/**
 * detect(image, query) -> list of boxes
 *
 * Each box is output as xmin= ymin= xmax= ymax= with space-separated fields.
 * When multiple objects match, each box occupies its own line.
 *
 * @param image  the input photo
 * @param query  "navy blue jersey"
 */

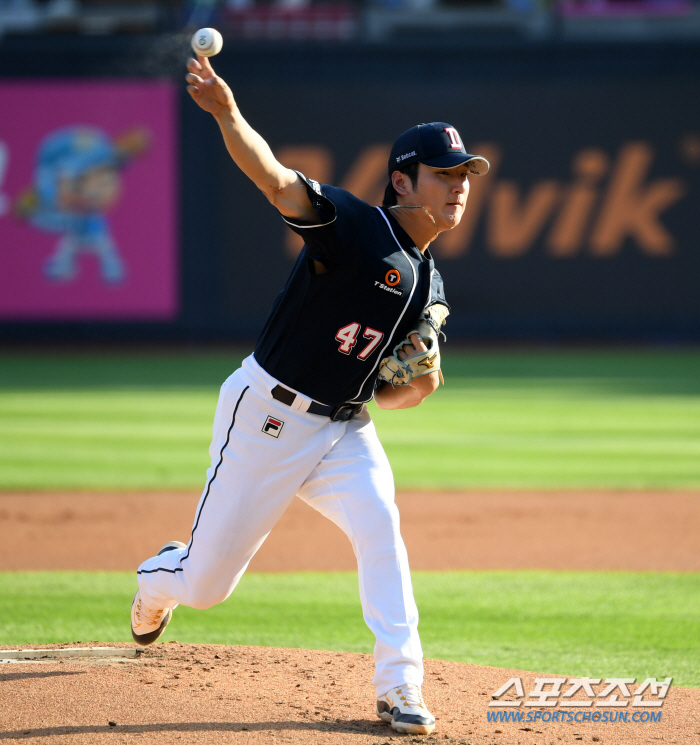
xmin=254 ymin=173 xmax=449 ymax=407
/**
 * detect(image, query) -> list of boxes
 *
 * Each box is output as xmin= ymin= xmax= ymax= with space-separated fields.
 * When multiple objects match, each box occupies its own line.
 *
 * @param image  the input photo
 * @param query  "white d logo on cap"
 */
xmin=444 ymin=127 xmax=463 ymax=150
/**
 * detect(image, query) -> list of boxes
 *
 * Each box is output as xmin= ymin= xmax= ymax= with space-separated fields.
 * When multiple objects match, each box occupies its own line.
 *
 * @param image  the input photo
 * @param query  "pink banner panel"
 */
xmin=0 ymin=80 xmax=178 ymax=320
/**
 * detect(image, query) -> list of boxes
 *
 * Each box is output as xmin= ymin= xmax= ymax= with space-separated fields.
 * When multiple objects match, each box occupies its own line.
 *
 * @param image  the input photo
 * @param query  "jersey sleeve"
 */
xmin=427 ymin=267 xmax=450 ymax=312
xmin=279 ymin=171 xmax=358 ymax=269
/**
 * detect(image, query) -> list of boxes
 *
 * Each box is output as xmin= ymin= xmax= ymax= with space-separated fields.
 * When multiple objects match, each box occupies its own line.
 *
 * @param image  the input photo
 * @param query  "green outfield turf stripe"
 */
xmin=0 ymin=570 xmax=698 ymax=688
xmin=1 ymin=351 xmax=699 ymax=489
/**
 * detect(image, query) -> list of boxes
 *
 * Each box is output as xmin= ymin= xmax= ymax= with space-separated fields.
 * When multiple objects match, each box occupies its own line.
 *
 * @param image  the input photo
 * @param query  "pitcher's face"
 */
xmin=410 ymin=164 xmax=470 ymax=232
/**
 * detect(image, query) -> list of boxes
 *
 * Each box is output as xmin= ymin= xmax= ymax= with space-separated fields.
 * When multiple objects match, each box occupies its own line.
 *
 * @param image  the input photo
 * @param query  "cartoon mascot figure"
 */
xmin=16 ymin=126 xmax=149 ymax=284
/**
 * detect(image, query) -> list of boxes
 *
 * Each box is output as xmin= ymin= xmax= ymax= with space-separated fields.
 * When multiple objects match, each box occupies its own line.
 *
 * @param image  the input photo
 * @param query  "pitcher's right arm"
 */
xmin=185 ymin=56 xmax=317 ymax=222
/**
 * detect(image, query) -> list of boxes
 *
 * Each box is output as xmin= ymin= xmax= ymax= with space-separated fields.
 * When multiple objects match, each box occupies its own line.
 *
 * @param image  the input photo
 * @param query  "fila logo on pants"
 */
xmin=262 ymin=415 xmax=285 ymax=438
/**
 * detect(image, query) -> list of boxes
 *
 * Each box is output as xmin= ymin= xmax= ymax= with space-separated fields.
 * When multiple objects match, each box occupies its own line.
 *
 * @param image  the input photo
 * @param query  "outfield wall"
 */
xmin=1 ymin=36 xmax=699 ymax=342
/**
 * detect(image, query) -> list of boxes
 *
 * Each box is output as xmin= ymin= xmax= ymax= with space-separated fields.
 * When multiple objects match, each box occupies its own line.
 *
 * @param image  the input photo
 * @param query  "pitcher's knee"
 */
xmin=352 ymin=504 xmax=402 ymax=552
xmin=181 ymin=581 xmax=234 ymax=609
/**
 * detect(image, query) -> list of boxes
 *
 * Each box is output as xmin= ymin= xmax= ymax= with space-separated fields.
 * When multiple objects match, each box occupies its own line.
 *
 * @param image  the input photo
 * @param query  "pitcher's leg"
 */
xmin=137 ymin=371 xmax=331 ymax=611
xmin=297 ymin=409 xmax=423 ymax=697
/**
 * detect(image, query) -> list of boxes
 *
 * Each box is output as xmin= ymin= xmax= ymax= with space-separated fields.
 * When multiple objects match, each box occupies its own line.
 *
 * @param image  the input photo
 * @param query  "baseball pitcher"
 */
xmin=131 ymin=53 xmax=489 ymax=737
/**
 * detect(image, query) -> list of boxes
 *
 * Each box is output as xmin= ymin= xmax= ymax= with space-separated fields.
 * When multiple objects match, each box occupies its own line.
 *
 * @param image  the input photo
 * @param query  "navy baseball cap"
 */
xmin=389 ymin=122 xmax=490 ymax=177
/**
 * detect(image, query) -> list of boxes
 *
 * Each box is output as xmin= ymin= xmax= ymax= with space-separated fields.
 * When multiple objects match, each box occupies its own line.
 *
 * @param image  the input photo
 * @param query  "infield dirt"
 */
xmin=0 ymin=490 xmax=698 ymax=571
xmin=3 ymin=490 xmax=698 ymax=744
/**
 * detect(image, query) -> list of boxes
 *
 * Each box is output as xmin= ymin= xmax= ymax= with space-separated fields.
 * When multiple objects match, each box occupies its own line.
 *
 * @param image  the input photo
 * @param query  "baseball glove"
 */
xmin=377 ymin=303 xmax=450 ymax=387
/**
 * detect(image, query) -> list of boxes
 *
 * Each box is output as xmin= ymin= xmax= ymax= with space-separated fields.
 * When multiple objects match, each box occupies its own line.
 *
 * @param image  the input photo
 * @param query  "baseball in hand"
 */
xmin=191 ymin=28 xmax=223 ymax=57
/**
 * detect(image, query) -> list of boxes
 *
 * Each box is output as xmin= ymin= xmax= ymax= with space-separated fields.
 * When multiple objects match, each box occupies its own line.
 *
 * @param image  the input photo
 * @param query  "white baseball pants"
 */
xmin=137 ymin=354 xmax=423 ymax=696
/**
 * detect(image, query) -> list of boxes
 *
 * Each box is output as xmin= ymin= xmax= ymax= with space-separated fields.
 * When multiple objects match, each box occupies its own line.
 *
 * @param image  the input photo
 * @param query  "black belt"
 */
xmin=271 ymin=385 xmax=363 ymax=422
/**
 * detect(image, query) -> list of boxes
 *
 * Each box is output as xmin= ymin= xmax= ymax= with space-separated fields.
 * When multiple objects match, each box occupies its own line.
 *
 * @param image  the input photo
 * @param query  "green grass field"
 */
xmin=1 ymin=570 xmax=697 ymax=686
xmin=1 ymin=349 xmax=698 ymax=685
xmin=1 ymin=349 xmax=699 ymax=489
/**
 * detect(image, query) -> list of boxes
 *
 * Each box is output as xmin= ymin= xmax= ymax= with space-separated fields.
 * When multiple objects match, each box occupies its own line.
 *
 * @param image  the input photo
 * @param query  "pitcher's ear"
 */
xmin=391 ymin=171 xmax=411 ymax=196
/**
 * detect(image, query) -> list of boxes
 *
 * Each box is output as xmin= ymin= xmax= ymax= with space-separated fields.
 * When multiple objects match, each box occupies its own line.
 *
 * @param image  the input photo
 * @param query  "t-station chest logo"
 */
xmin=375 ymin=269 xmax=404 ymax=297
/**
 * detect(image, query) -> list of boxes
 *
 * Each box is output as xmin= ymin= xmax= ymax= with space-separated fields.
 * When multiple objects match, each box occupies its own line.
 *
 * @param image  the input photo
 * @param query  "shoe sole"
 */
xmin=378 ymin=709 xmax=435 ymax=735
xmin=391 ymin=719 xmax=435 ymax=735
xmin=131 ymin=541 xmax=186 ymax=646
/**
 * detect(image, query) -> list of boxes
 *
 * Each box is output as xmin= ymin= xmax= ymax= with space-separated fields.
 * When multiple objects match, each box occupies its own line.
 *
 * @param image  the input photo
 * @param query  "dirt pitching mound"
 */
xmin=1 ymin=644 xmax=696 ymax=744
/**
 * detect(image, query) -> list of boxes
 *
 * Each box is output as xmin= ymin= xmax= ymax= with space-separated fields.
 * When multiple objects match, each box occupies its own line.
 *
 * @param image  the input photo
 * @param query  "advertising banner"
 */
xmin=193 ymin=60 xmax=700 ymax=339
xmin=0 ymin=81 xmax=178 ymax=321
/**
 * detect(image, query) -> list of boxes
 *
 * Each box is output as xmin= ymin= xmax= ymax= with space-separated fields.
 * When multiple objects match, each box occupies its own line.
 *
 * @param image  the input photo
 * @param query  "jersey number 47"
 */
xmin=336 ymin=323 xmax=384 ymax=360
